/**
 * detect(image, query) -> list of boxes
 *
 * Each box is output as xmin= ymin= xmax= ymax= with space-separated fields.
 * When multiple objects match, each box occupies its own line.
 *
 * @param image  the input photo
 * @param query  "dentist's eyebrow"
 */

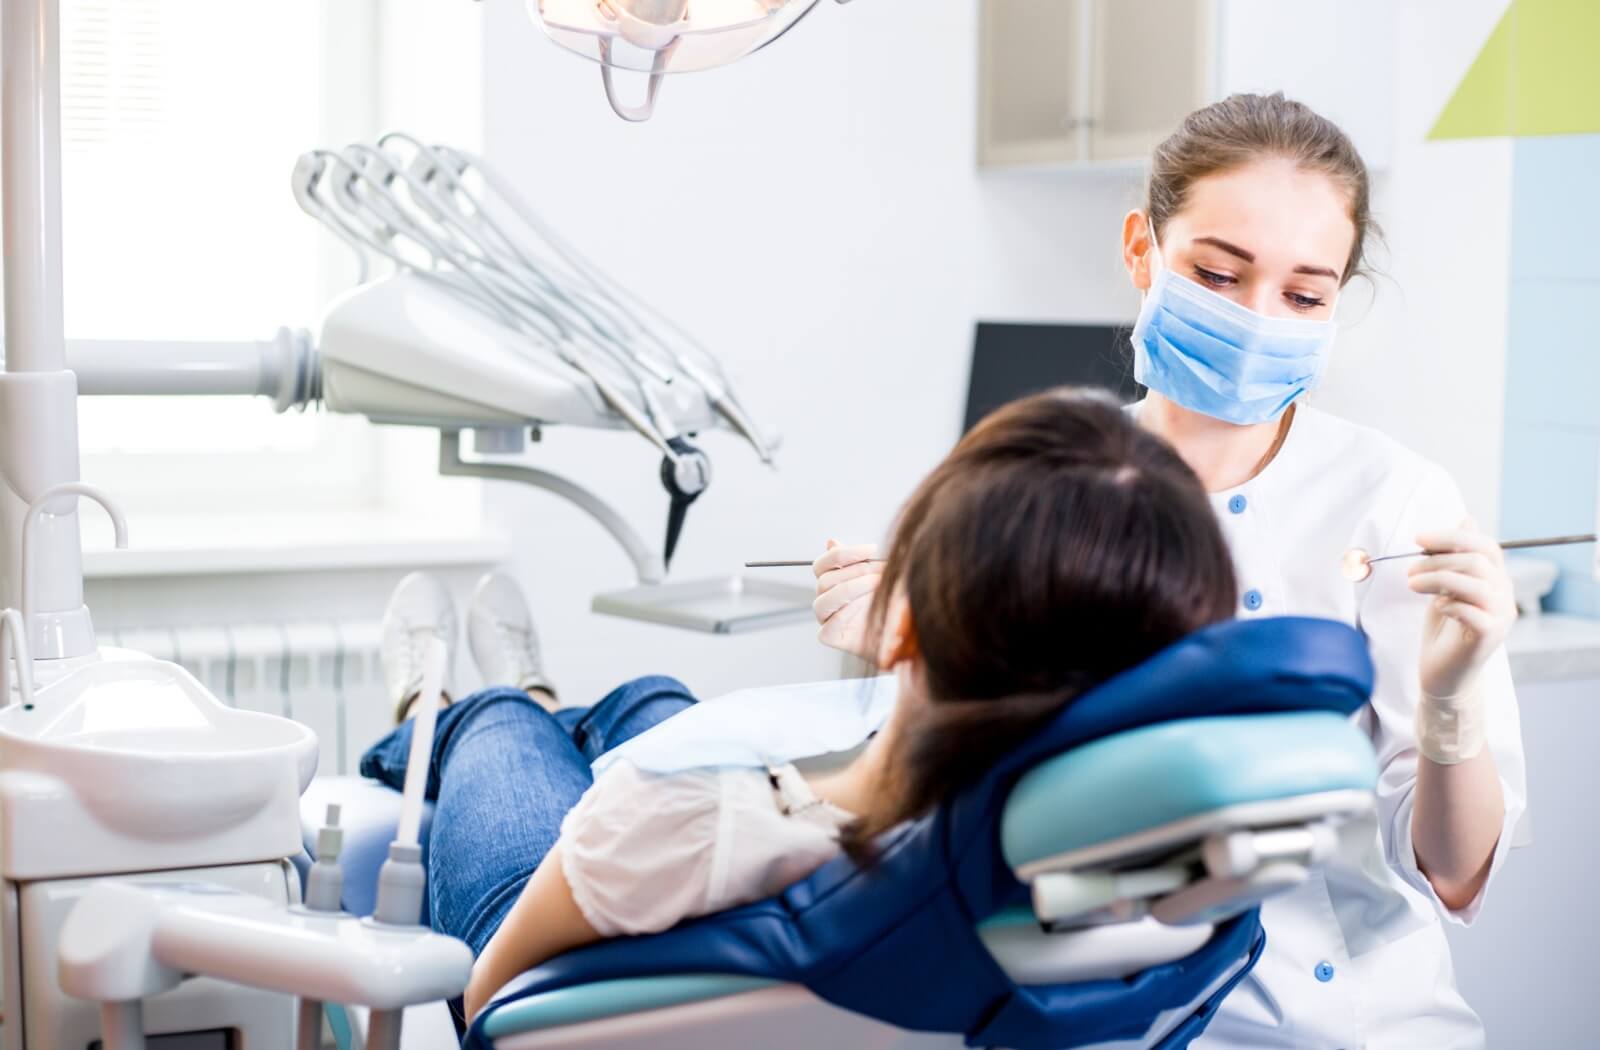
xmin=1193 ymin=236 xmax=1254 ymax=262
xmin=1195 ymin=236 xmax=1339 ymax=279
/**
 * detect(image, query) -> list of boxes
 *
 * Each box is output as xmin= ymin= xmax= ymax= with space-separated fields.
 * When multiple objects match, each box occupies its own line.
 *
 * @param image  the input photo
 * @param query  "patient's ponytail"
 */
xmin=838 ymin=389 xmax=1237 ymax=864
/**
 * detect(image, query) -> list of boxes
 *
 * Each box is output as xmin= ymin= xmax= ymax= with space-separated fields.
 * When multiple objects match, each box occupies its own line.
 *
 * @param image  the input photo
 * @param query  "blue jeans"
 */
xmin=360 ymin=675 xmax=698 ymax=955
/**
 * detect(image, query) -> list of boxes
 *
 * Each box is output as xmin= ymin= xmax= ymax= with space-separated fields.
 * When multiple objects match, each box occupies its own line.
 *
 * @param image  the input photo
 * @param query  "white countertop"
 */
xmin=1507 ymin=613 xmax=1600 ymax=684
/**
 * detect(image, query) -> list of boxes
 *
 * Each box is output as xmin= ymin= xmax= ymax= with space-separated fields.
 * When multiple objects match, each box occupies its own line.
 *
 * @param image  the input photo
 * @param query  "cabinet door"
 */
xmin=979 ymin=0 xmax=1092 ymax=167
xmin=1088 ymin=0 xmax=1214 ymax=163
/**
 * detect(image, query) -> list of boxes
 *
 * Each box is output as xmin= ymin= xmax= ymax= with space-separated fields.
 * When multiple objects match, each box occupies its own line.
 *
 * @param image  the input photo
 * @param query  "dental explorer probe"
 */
xmin=746 ymin=559 xmax=888 ymax=568
xmin=1340 ymin=533 xmax=1597 ymax=582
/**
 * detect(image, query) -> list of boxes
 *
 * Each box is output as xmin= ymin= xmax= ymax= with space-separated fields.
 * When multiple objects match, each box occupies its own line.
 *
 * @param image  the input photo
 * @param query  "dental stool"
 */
xmin=302 ymin=616 xmax=1378 ymax=1049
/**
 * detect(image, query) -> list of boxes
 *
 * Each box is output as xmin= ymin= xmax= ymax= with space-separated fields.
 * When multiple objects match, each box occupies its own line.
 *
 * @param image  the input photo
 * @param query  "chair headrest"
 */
xmin=945 ymin=616 xmax=1373 ymax=830
xmin=1000 ymin=711 xmax=1379 ymax=874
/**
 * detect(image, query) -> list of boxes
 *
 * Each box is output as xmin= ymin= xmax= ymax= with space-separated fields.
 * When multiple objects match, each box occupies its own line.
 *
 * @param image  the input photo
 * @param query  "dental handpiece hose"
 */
xmin=295 ymin=804 xmax=345 ymax=1050
xmin=368 ymin=638 xmax=447 ymax=1050
xmin=396 ymin=638 xmax=444 ymax=851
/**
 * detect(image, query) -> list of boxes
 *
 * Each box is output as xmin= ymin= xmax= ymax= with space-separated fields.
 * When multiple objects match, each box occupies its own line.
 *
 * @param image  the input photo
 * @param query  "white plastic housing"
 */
xmin=317 ymin=273 xmax=717 ymax=433
xmin=58 ymin=880 xmax=471 ymax=1010
xmin=9 ymin=862 xmax=297 ymax=1050
xmin=0 ymin=649 xmax=317 ymax=880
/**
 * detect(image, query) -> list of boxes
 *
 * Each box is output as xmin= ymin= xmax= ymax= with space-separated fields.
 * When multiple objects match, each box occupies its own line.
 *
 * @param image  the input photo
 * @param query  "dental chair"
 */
xmin=302 ymin=616 xmax=1379 ymax=1049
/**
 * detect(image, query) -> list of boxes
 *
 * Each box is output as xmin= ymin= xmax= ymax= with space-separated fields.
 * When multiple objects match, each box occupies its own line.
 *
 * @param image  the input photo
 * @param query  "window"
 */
xmin=51 ymin=0 xmax=379 ymax=513
xmin=2 ymin=1 xmax=487 ymax=532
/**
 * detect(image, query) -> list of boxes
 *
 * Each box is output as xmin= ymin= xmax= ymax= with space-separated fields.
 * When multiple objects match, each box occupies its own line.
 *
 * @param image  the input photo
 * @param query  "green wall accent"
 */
xmin=1429 ymin=0 xmax=1600 ymax=140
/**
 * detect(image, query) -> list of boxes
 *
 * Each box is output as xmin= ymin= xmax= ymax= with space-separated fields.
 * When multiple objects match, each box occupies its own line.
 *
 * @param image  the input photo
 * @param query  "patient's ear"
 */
xmin=876 ymin=592 xmax=918 ymax=671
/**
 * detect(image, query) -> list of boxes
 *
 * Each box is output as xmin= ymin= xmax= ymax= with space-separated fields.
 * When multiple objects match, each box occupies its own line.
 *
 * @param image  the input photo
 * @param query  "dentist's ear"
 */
xmin=1121 ymin=209 xmax=1156 ymax=292
xmin=875 ymin=591 xmax=919 ymax=672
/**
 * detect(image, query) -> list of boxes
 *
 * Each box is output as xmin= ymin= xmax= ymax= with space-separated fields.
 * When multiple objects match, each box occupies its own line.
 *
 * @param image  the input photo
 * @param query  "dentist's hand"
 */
xmin=813 ymin=540 xmax=881 ymax=660
xmin=1408 ymin=518 xmax=1517 ymax=700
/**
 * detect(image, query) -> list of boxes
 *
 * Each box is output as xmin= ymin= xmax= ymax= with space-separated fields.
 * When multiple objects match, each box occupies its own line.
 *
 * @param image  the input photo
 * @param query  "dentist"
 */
xmin=814 ymin=93 xmax=1524 ymax=1048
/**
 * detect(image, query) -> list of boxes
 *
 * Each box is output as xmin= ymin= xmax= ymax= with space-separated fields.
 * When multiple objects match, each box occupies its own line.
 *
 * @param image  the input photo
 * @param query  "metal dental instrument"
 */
xmin=1340 ymin=533 xmax=1598 ymax=583
xmin=424 ymin=145 xmax=742 ymax=410
xmin=294 ymin=137 xmax=762 ymax=566
xmin=334 ymin=142 xmax=706 ymax=468
xmin=362 ymin=138 xmax=686 ymax=395
xmin=307 ymin=147 xmax=684 ymax=462
xmin=747 ymin=558 xmax=887 ymax=568
xmin=420 ymin=143 xmax=776 ymax=464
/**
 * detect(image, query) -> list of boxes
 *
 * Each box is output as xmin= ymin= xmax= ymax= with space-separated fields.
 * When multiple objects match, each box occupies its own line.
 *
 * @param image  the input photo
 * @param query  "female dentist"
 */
xmin=813 ymin=93 xmax=1525 ymax=1049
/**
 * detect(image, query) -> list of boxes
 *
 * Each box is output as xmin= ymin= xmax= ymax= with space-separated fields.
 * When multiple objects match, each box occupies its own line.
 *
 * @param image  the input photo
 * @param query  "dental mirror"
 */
xmin=1340 ymin=532 xmax=1597 ymax=583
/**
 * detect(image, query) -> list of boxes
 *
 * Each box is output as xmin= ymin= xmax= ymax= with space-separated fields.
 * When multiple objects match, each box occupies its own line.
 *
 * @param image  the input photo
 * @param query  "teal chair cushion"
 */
xmin=1000 ymin=712 xmax=1378 ymax=871
xmin=481 ymin=974 xmax=778 ymax=1039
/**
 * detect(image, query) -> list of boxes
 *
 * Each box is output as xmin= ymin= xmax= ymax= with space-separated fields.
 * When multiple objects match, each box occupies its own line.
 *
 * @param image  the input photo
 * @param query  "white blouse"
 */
xmin=1160 ymin=403 xmax=1528 ymax=1050
xmin=559 ymin=759 xmax=853 ymax=938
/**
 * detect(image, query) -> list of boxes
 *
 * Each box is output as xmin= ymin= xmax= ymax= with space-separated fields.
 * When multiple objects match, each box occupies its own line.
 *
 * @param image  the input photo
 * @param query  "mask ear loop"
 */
xmin=1145 ymin=215 xmax=1165 ymax=277
xmin=1145 ymin=216 xmax=1171 ymax=275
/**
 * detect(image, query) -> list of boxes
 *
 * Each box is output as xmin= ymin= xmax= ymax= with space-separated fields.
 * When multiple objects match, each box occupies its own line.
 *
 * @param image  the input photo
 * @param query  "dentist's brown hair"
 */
xmin=1147 ymin=92 xmax=1376 ymax=284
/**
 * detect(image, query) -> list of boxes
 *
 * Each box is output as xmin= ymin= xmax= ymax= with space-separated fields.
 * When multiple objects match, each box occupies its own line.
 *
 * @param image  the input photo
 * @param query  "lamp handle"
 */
xmin=598 ymin=38 xmax=674 ymax=123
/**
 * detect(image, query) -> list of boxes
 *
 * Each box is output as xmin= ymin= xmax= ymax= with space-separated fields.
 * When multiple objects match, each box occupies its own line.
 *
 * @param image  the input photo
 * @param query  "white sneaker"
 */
xmin=381 ymin=571 xmax=458 ymax=722
xmin=468 ymin=572 xmax=556 ymax=706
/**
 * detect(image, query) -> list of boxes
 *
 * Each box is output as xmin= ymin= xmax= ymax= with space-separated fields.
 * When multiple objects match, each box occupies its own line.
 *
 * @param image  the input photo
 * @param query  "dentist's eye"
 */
xmin=1193 ymin=266 xmax=1234 ymax=288
xmin=1286 ymin=292 xmax=1327 ymax=312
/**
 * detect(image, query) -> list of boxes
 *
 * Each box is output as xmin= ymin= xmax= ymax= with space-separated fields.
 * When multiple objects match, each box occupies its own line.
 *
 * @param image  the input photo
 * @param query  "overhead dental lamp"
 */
xmin=531 ymin=0 xmax=856 ymax=121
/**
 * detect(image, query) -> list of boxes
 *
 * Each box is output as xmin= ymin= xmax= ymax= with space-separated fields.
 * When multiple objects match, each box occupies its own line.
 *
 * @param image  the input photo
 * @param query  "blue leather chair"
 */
xmin=303 ymin=616 xmax=1377 ymax=1049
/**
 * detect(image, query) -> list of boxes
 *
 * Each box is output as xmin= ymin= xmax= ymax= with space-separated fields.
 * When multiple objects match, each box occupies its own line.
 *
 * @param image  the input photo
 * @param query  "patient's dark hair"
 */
xmin=842 ymin=388 xmax=1237 ymax=862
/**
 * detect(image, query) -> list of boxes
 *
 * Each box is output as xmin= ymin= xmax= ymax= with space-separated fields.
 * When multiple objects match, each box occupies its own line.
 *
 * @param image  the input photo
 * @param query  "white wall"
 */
xmin=1261 ymin=0 xmax=1515 ymax=528
xmin=476 ymin=1 xmax=1136 ymax=703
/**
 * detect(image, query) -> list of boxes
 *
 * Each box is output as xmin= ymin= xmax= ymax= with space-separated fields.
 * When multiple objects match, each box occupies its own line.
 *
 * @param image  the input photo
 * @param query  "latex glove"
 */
xmin=813 ymin=540 xmax=881 ymax=660
xmin=1407 ymin=517 xmax=1517 ymax=700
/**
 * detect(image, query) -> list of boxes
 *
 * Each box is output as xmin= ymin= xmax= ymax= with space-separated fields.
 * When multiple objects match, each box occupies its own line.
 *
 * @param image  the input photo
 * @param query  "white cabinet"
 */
xmin=979 ymin=0 xmax=1216 ymax=169
xmin=978 ymin=0 xmax=1394 ymax=172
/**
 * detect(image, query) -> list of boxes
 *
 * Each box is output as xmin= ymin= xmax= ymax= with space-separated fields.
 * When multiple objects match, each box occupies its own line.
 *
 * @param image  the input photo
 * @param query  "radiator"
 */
xmin=106 ymin=621 xmax=389 ymax=778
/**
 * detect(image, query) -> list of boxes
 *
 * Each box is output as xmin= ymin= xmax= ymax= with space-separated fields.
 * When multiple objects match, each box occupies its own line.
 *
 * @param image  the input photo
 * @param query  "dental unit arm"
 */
xmin=62 ymin=136 xmax=789 ymax=607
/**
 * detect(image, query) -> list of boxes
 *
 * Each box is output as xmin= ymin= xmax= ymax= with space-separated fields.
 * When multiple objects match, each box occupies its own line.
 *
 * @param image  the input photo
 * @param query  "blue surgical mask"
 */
xmin=1131 ymin=223 xmax=1338 ymax=425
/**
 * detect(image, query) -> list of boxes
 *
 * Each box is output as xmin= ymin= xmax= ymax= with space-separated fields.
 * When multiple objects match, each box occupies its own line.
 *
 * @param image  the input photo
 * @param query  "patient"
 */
xmin=359 ymin=388 xmax=1238 ymax=1024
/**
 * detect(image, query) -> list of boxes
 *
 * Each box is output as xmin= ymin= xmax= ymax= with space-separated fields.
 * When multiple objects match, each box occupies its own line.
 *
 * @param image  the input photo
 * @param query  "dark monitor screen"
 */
xmin=963 ymin=321 xmax=1141 ymax=432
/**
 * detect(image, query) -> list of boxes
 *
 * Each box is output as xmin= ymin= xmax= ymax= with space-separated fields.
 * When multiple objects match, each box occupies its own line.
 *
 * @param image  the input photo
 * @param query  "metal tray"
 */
xmin=591 ymin=575 xmax=815 ymax=634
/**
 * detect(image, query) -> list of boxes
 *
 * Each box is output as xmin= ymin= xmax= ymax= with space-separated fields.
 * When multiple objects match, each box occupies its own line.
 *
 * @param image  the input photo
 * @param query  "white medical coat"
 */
xmin=1163 ymin=404 xmax=1528 ymax=1050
